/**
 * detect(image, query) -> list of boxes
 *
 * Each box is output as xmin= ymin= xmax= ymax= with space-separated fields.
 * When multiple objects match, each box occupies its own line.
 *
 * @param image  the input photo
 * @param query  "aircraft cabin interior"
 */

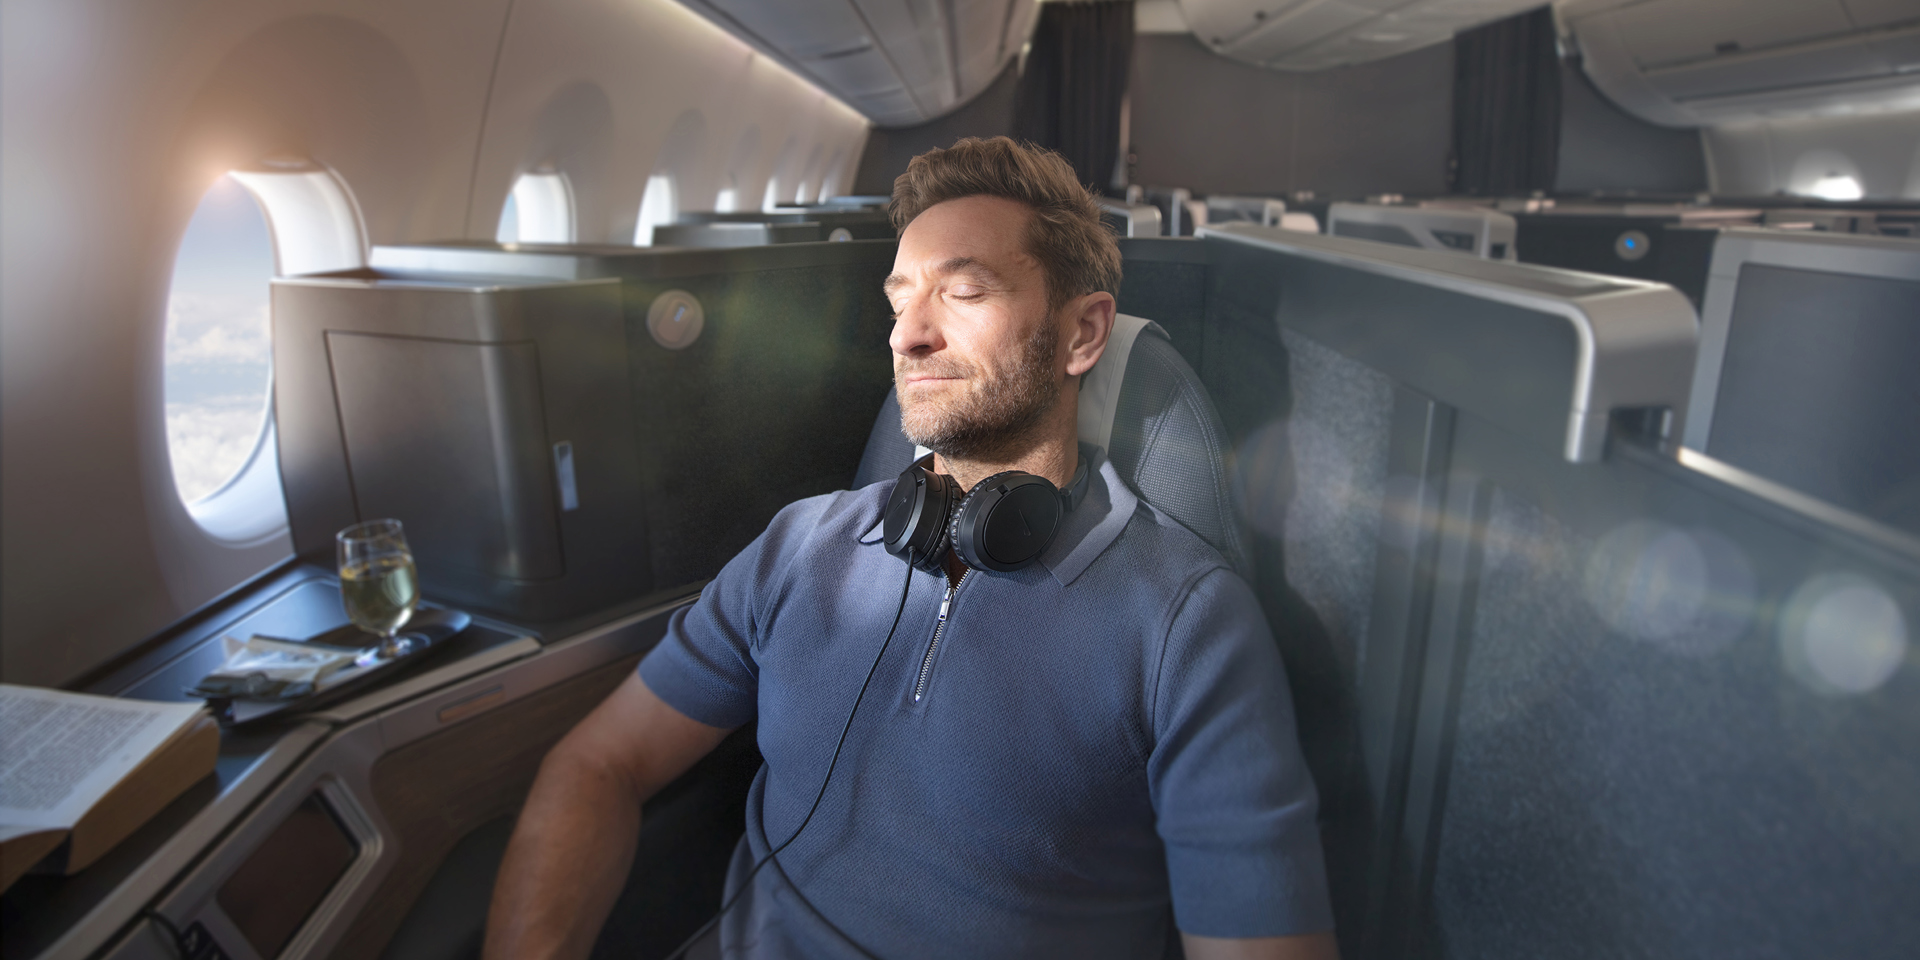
xmin=3 ymin=0 xmax=1918 ymax=957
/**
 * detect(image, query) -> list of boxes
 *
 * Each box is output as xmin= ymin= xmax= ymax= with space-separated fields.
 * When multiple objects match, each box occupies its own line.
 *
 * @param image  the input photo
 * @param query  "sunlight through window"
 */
xmin=163 ymin=175 xmax=275 ymax=505
xmin=498 ymin=172 xmax=575 ymax=244
xmin=635 ymin=174 xmax=677 ymax=246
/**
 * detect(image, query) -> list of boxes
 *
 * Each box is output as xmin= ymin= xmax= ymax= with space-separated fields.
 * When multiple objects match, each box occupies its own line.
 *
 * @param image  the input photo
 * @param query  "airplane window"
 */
xmin=498 ymin=172 xmax=575 ymax=244
xmin=764 ymin=137 xmax=798 ymax=211
xmin=634 ymin=174 xmax=676 ymax=246
xmin=496 ymin=192 xmax=520 ymax=243
xmin=163 ymin=175 xmax=276 ymax=506
xmin=818 ymin=149 xmax=845 ymax=203
xmin=794 ymin=144 xmax=824 ymax=206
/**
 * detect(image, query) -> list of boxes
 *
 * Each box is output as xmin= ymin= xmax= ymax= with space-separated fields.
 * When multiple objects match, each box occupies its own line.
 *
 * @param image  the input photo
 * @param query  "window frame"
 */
xmin=165 ymin=163 xmax=366 ymax=545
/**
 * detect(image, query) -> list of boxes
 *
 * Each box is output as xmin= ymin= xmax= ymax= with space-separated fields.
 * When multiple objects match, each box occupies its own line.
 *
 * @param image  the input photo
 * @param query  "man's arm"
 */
xmin=1182 ymin=931 xmax=1340 ymax=960
xmin=1151 ymin=569 xmax=1338 ymax=953
xmin=484 ymin=673 xmax=734 ymax=960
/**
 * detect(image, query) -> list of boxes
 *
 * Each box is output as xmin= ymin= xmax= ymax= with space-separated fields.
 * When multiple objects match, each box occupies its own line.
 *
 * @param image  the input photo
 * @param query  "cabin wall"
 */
xmin=0 ymin=0 xmax=868 ymax=687
xmin=1554 ymin=58 xmax=1709 ymax=196
xmin=854 ymin=62 xmax=1023 ymax=196
xmin=1127 ymin=34 xmax=1455 ymax=198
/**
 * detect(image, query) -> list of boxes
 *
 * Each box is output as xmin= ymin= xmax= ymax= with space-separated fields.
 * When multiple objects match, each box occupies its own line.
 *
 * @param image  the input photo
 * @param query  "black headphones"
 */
xmin=882 ymin=447 xmax=1091 ymax=574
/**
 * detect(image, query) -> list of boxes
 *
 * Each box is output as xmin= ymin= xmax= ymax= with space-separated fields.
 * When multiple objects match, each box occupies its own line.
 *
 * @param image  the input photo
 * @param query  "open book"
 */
xmin=0 ymin=684 xmax=219 ymax=893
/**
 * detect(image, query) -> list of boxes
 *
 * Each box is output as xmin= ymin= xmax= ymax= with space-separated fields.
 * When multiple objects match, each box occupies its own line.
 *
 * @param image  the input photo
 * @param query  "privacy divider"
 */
xmin=1120 ymin=227 xmax=1920 ymax=959
xmin=277 ymin=240 xmax=898 ymax=623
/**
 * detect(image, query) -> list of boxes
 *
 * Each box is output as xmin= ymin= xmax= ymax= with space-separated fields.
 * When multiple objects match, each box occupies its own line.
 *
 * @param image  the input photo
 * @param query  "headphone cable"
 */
xmin=660 ymin=554 xmax=916 ymax=960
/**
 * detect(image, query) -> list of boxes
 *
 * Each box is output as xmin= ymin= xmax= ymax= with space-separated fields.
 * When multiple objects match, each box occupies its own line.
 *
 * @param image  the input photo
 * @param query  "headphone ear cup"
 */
xmin=923 ymin=472 xmax=961 ymax=570
xmin=884 ymin=461 xmax=958 ymax=572
xmin=950 ymin=471 xmax=1063 ymax=572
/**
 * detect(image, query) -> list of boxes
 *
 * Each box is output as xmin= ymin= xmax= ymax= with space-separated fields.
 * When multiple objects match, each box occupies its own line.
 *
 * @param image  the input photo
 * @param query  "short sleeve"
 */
xmin=1148 ymin=568 xmax=1335 ymax=938
xmin=637 ymin=505 xmax=805 ymax=730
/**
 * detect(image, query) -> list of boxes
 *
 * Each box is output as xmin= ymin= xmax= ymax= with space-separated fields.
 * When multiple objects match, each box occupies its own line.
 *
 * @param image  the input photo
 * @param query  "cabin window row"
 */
xmin=498 ymin=149 xmax=850 ymax=246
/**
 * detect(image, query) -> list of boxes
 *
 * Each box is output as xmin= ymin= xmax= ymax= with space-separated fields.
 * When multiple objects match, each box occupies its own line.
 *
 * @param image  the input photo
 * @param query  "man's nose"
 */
xmin=889 ymin=292 xmax=941 ymax=357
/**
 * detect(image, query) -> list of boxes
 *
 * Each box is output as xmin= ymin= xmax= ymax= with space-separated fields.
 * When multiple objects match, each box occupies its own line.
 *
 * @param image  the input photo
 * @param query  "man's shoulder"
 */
xmin=759 ymin=483 xmax=890 ymax=559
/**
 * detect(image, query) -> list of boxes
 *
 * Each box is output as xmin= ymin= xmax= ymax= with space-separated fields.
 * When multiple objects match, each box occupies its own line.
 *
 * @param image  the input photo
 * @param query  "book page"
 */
xmin=0 ymin=685 xmax=206 ymax=832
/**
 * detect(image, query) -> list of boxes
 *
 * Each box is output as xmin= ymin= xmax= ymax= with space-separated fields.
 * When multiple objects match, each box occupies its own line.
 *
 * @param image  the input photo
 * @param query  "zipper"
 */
xmin=913 ymin=570 xmax=968 ymax=703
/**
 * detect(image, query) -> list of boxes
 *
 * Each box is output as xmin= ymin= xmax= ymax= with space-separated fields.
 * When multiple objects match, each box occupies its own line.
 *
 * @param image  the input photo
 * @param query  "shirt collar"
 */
xmin=855 ymin=450 xmax=1136 ymax=588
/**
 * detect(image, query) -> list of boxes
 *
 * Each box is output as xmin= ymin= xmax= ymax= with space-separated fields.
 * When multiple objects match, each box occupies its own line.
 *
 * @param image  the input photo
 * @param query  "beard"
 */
xmin=896 ymin=317 xmax=1059 ymax=462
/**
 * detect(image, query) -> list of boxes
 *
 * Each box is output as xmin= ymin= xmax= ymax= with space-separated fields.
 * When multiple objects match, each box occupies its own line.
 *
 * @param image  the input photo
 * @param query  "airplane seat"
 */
xmin=389 ymin=314 xmax=1249 ymax=960
xmin=1684 ymin=229 xmax=1920 ymax=536
xmin=852 ymin=313 xmax=1252 ymax=581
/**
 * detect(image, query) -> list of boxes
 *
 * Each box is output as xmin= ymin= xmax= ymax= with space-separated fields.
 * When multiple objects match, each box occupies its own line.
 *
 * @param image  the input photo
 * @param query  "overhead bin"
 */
xmin=1181 ymin=0 xmax=1546 ymax=71
xmin=1561 ymin=0 xmax=1920 ymax=125
xmin=669 ymin=0 xmax=1032 ymax=126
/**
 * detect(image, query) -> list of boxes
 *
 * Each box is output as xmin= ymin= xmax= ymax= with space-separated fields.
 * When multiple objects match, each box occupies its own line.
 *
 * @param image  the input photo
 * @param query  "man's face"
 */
xmin=884 ymin=195 xmax=1061 ymax=461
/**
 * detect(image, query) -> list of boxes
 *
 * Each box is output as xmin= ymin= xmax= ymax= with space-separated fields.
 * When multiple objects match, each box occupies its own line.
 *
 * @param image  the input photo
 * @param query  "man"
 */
xmin=485 ymin=137 xmax=1336 ymax=960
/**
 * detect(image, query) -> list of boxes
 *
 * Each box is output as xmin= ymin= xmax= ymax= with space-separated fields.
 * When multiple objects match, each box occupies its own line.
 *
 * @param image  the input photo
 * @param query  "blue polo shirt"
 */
xmin=639 ymin=458 xmax=1332 ymax=958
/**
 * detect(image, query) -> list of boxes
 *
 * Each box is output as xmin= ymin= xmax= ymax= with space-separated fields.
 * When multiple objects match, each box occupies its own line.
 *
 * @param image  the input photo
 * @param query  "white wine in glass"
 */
xmin=337 ymin=519 xmax=420 ymax=661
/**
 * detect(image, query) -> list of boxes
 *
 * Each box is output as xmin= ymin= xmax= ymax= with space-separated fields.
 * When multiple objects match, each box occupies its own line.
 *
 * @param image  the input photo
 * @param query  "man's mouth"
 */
xmin=900 ymin=373 xmax=964 ymax=388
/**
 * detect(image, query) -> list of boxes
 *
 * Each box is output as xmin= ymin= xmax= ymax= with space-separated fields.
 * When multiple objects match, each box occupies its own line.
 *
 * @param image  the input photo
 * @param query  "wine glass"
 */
xmin=337 ymin=519 xmax=420 ymax=663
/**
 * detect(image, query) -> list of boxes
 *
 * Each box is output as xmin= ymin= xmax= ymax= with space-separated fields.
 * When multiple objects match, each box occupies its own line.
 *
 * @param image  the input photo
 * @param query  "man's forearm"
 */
xmin=484 ymin=674 xmax=734 ymax=960
xmin=484 ymin=743 xmax=645 ymax=960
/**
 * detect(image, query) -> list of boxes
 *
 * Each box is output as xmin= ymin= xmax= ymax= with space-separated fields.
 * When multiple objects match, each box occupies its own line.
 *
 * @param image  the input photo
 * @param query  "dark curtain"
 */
xmin=1451 ymin=6 xmax=1561 ymax=195
xmin=1013 ymin=0 xmax=1134 ymax=192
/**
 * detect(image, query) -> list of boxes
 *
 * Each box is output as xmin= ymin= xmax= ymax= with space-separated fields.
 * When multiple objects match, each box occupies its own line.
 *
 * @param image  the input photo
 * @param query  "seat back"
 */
xmin=852 ymin=314 xmax=1251 ymax=578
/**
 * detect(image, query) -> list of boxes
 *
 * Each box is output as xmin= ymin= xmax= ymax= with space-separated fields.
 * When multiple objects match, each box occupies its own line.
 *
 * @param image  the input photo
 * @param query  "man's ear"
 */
xmin=1062 ymin=292 xmax=1117 ymax=379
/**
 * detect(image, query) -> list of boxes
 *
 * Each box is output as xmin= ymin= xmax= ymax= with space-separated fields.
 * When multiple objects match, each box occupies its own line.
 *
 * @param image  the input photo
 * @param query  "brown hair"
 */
xmin=889 ymin=137 xmax=1122 ymax=313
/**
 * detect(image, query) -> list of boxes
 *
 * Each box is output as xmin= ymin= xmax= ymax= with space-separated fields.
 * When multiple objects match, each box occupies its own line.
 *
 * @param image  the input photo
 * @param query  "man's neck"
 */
xmin=932 ymin=392 xmax=1080 ymax=493
xmin=932 ymin=431 xmax=1075 ymax=588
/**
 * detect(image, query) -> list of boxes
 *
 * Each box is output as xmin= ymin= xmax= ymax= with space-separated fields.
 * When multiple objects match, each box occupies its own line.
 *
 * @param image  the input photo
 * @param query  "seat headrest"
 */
xmin=852 ymin=314 xmax=1251 ymax=578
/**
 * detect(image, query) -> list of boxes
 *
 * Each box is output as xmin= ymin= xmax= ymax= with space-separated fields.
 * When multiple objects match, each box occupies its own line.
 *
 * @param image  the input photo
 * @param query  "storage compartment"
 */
xmin=274 ymin=273 xmax=645 ymax=621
